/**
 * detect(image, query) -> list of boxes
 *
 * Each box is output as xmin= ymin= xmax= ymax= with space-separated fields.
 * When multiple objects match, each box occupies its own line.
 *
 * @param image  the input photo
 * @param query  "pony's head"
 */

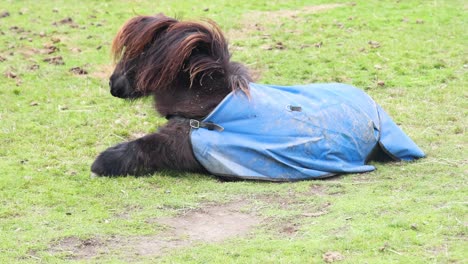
xmin=109 ymin=14 xmax=251 ymax=101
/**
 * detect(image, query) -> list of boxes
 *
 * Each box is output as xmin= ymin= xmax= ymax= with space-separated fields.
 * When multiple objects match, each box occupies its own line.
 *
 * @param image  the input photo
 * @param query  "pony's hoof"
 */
xmin=91 ymin=142 xmax=140 ymax=176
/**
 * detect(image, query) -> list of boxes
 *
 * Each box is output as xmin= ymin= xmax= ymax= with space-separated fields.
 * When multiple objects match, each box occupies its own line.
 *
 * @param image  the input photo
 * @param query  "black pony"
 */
xmin=91 ymin=14 xmax=424 ymax=179
xmin=91 ymin=14 xmax=251 ymax=176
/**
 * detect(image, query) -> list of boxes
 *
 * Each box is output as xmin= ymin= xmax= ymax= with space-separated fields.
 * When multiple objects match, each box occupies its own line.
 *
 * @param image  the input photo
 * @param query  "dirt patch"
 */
xmin=44 ymin=194 xmax=333 ymax=260
xmin=277 ymin=221 xmax=301 ymax=237
xmin=226 ymin=3 xmax=345 ymax=40
xmin=309 ymin=184 xmax=327 ymax=196
xmin=69 ymin=66 xmax=88 ymax=75
xmin=46 ymin=200 xmax=260 ymax=260
xmin=158 ymin=201 xmax=257 ymax=243
xmin=47 ymin=237 xmax=104 ymax=260
xmin=128 ymin=201 xmax=260 ymax=257
xmin=322 ymin=251 xmax=345 ymax=263
xmin=254 ymin=192 xmax=332 ymax=237
xmin=91 ymin=63 xmax=114 ymax=80
xmin=0 ymin=11 xmax=10 ymax=18
xmin=43 ymin=56 xmax=65 ymax=65
xmin=250 ymin=4 xmax=345 ymax=20
xmin=52 ymin=17 xmax=79 ymax=28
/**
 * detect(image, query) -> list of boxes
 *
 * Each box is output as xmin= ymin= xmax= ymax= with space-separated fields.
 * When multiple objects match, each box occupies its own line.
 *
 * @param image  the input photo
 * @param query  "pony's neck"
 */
xmin=153 ymin=71 xmax=231 ymax=119
xmin=153 ymin=61 xmax=252 ymax=119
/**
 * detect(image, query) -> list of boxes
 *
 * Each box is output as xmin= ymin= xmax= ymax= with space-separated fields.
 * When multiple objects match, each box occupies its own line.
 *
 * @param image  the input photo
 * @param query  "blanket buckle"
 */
xmin=190 ymin=119 xmax=200 ymax=129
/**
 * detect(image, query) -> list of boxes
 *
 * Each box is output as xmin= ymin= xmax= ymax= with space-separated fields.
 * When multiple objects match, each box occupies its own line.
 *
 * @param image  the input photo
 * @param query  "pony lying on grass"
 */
xmin=91 ymin=14 xmax=424 ymax=181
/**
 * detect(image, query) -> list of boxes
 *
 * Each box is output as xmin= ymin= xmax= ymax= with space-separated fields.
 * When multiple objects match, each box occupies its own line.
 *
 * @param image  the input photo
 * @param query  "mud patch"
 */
xmin=46 ymin=201 xmax=260 ymax=260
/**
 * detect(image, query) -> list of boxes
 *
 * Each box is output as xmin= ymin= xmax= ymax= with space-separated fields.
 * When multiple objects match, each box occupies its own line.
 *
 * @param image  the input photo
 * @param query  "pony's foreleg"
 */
xmin=91 ymin=119 xmax=204 ymax=176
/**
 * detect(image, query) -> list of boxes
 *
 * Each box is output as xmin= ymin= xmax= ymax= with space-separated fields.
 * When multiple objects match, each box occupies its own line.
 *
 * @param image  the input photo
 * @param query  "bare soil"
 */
xmin=44 ymin=188 xmax=333 ymax=260
xmin=227 ymin=4 xmax=345 ymax=40
xmin=45 ymin=200 xmax=261 ymax=260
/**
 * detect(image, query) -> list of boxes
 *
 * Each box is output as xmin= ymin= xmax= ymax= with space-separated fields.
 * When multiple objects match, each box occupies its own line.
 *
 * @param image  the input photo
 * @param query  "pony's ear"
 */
xmin=138 ymin=19 xmax=231 ymax=90
xmin=227 ymin=62 xmax=252 ymax=96
xmin=112 ymin=14 xmax=177 ymax=62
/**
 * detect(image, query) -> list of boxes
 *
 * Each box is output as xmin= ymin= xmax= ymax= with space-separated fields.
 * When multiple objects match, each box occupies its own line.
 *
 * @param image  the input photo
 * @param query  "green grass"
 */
xmin=0 ymin=0 xmax=466 ymax=263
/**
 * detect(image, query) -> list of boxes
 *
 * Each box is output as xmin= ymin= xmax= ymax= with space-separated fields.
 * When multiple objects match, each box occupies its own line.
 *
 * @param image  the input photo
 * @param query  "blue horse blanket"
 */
xmin=190 ymin=83 xmax=425 ymax=181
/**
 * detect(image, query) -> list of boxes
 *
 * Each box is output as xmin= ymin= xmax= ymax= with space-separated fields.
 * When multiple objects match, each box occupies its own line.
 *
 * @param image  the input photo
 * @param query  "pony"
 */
xmin=91 ymin=14 xmax=249 ymax=177
xmin=91 ymin=14 xmax=424 ymax=180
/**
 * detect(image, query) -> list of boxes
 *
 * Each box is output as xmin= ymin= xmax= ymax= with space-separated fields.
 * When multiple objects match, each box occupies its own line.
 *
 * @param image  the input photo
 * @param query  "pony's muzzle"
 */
xmin=110 ymin=75 xmax=132 ymax=98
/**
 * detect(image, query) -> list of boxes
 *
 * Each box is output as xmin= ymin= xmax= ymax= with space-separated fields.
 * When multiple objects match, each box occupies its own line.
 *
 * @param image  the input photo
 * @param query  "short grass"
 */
xmin=0 ymin=0 xmax=466 ymax=263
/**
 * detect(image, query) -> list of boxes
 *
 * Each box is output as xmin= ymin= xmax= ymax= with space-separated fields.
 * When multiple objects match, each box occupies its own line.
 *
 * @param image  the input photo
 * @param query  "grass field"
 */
xmin=0 ymin=0 xmax=466 ymax=263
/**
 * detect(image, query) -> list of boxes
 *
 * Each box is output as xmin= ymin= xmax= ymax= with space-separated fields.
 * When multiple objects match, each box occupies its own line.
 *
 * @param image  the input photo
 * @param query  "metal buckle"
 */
xmin=189 ymin=119 xmax=200 ymax=129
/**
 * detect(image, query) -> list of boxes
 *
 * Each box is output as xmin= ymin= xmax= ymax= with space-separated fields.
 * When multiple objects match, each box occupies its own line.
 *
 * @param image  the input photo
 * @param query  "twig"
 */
xmin=27 ymin=255 xmax=42 ymax=261
xmin=59 ymin=109 xmax=93 ymax=112
xmin=386 ymin=248 xmax=403 ymax=256
xmin=111 ymin=133 xmax=126 ymax=140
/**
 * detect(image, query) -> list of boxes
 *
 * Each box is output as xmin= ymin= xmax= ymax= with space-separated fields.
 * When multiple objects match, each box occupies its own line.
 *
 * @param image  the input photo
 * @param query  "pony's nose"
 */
xmin=110 ymin=86 xmax=121 ymax=97
xmin=110 ymin=75 xmax=131 ymax=98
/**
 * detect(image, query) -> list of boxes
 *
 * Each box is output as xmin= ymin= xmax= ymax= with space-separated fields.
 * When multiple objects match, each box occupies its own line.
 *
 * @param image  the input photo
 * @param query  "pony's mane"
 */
xmin=112 ymin=14 xmax=251 ymax=95
xmin=112 ymin=14 xmax=177 ymax=62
